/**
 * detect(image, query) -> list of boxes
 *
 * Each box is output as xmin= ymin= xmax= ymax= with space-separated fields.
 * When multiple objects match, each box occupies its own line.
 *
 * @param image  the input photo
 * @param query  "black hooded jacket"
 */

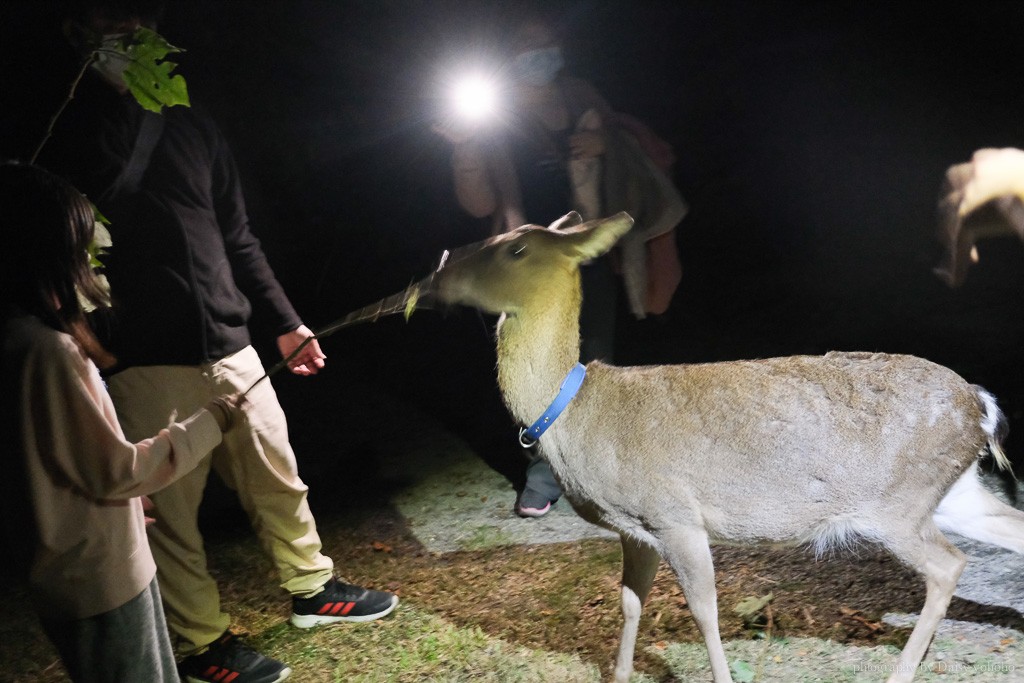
xmin=41 ymin=73 xmax=302 ymax=371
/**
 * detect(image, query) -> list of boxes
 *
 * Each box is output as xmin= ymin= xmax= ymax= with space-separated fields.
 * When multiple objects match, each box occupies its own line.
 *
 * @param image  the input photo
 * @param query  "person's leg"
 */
xmin=108 ymin=365 xmax=230 ymax=653
xmin=517 ymin=455 xmax=562 ymax=516
xmin=209 ymin=346 xmax=397 ymax=628
xmin=207 ymin=346 xmax=335 ymax=594
xmin=40 ymin=577 xmax=179 ymax=683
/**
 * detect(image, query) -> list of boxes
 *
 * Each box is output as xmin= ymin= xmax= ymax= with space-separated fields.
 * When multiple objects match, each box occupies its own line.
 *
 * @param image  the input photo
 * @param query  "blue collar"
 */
xmin=518 ymin=363 xmax=587 ymax=448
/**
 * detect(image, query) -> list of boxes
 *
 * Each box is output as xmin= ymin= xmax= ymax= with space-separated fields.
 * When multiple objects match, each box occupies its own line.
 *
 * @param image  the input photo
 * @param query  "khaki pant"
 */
xmin=108 ymin=346 xmax=334 ymax=652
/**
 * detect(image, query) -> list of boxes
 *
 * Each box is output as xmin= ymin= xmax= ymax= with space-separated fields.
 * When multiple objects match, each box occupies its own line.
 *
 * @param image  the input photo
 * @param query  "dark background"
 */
xmin=3 ymin=0 xmax=1023 ymax=483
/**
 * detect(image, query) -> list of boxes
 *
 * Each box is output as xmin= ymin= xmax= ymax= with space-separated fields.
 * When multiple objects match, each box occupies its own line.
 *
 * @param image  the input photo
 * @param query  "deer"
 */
xmin=427 ymin=211 xmax=1024 ymax=683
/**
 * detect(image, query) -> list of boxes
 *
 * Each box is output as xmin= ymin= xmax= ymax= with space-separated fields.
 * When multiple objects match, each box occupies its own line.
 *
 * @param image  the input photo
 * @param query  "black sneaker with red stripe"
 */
xmin=290 ymin=577 xmax=399 ymax=628
xmin=178 ymin=631 xmax=291 ymax=683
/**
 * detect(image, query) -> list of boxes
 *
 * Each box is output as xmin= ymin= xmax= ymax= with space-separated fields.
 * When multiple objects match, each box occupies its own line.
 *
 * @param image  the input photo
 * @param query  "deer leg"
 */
xmin=658 ymin=527 xmax=733 ymax=683
xmin=883 ymin=524 xmax=966 ymax=683
xmin=613 ymin=535 xmax=660 ymax=683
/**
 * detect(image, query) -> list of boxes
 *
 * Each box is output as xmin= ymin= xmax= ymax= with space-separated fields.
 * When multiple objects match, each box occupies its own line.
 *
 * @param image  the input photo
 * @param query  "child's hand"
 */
xmin=141 ymin=495 xmax=156 ymax=526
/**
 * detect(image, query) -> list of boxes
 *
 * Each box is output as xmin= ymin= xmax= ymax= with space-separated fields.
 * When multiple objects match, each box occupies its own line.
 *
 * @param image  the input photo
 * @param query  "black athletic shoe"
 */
xmin=514 ymin=489 xmax=555 ymax=518
xmin=178 ymin=631 xmax=291 ymax=683
xmin=290 ymin=577 xmax=399 ymax=628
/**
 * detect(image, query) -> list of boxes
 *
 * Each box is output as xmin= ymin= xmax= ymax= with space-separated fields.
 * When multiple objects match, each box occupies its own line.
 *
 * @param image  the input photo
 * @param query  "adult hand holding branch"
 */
xmin=277 ymin=324 xmax=326 ymax=376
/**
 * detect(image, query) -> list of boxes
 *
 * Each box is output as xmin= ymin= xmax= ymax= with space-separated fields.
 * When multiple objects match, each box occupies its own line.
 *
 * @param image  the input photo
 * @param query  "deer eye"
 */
xmin=508 ymin=243 xmax=528 ymax=259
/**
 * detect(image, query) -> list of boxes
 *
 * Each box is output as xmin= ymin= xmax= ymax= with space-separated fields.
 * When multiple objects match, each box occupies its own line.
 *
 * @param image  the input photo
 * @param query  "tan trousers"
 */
xmin=108 ymin=345 xmax=334 ymax=653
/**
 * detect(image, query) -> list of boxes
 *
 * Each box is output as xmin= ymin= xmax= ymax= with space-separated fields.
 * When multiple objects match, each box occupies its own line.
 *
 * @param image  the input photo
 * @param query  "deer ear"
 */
xmin=548 ymin=211 xmax=584 ymax=232
xmin=562 ymin=212 xmax=634 ymax=261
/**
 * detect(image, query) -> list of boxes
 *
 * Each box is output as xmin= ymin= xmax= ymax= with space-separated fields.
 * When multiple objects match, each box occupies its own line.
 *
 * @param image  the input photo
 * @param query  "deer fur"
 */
xmin=433 ymin=211 xmax=1024 ymax=683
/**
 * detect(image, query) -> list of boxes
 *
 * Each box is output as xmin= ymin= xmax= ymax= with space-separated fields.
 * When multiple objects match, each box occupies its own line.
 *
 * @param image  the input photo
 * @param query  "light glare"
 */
xmin=452 ymin=75 xmax=497 ymax=122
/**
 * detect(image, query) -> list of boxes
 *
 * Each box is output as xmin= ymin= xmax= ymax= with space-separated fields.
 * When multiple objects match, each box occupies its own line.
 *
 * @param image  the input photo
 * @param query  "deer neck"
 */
xmin=494 ymin=278 xmax=582 ymax=427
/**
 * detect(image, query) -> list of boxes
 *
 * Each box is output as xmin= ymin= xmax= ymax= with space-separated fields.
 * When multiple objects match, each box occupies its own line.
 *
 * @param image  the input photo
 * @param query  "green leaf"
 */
xmin=82 ymin=213 xmax=113 ymax=311
xmin=122 ymin=27 xmax=190 ymax=113
xmin=87 ymin=220 xmax=112 ymax=269
xmin=404 ymin=285 xmax=420 ymax=321
xmin=86 ymin=201 xmax=113 ymax=269
xmin=92 ymin=202 xmax=111 ymax=225
xmin=733 ymin=593 xmax=774 ymax=624
xmin=730 ymin=659 xmax=756 ymax=683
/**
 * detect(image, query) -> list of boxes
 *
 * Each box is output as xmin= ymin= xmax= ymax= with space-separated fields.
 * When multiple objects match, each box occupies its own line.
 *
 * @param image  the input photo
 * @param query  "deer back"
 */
xmin=540 ymin=352 xmax=984 ymax=549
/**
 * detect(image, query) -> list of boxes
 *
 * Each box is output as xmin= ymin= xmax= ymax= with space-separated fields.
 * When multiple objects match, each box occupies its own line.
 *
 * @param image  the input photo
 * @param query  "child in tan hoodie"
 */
xmin=0 ymin=162 xmax=239 ymax=682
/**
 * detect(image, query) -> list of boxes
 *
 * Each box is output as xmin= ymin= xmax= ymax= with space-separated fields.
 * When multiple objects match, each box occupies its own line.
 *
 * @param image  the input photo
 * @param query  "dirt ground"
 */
xmin=315 ymin=510 xmax=1024 ymax=680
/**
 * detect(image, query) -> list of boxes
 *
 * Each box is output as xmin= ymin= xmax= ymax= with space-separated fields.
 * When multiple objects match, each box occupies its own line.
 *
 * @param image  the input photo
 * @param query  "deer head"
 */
xmin=434 ymin=211 xmax=634 ymax=314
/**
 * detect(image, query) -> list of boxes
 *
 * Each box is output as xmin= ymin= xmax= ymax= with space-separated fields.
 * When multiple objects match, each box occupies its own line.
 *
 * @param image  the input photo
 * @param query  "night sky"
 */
xmin=2 ymin=1 xmax=1023 ymax=470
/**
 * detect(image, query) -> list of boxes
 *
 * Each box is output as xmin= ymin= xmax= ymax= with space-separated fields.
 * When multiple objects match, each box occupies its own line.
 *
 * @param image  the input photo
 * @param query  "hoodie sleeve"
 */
xmin=207 ymin=117 xmax=303 ymax=337
xmin=22 ymin=331 xmax=222 ymax=500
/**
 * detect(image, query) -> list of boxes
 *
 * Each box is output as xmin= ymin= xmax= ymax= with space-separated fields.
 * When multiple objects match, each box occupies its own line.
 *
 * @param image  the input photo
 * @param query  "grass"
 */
xmin=457 ymin=525 xmax=519 ymax=552
xmin=244 ymin=608 xmax=600 ymax=682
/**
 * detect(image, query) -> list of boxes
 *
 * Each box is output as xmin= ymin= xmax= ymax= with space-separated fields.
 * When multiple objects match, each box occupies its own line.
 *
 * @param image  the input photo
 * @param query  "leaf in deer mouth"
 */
xmin=404 ymin=285 xmax=420 ymax=321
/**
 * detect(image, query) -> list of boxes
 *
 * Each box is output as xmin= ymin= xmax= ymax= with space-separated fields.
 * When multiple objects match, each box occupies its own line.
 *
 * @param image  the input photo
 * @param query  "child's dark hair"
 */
xmin=0 ymin=162 xmax=115 ymax=368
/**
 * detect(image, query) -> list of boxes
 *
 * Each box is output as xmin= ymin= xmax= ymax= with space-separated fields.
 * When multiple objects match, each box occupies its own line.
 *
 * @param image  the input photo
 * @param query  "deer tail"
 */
xmin=975 ymin=386 xmax=1012 ymax=474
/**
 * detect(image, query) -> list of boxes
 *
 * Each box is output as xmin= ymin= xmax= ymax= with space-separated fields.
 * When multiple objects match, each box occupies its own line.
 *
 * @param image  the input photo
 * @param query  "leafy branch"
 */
xmin=242 ymin=275 xmax=437 ymax=396
xmin=29 ymin=54 xmax=96 ymax=165
xmin=30 ymin=26 xmax=190 ymax=164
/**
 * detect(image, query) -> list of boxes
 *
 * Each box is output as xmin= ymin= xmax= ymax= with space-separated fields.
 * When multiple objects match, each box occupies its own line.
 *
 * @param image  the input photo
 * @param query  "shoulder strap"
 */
xmin=107 ymin=110 xmax=165 ymax=200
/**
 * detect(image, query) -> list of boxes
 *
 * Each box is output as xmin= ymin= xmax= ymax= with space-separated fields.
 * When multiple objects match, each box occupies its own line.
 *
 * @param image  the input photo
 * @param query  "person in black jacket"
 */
xmin=41 ymin=3 xmax=397 ymax=681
